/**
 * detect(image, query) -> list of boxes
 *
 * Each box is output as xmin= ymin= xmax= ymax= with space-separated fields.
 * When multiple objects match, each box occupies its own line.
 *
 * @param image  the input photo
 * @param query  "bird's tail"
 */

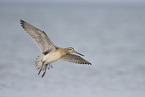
xmin=35 ymin=56 xmax=45 ymax=70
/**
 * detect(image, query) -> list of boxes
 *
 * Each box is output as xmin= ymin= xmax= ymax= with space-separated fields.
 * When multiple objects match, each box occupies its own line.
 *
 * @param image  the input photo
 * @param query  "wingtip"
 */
xmin=79 ymin=61 xmax=92 ymax=65
xmin=86 ymin=62 xmax=92 ymax=65
xmin=84 ymin=60 xmax=92 ymax=65
xmin=20 ymin=19 xmax=24 ymax=23
xmin=20 ymin=19 xmax=25 ymax=28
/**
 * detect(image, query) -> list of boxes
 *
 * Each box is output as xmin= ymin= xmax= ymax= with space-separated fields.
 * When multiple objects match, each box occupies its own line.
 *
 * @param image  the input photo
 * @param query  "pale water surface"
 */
xmin=0 ymin=3 xmax=145 ymax=97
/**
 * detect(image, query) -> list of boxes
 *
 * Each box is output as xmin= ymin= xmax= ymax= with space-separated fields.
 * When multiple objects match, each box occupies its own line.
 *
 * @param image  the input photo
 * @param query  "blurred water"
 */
xmin=0 ymin=3 xmax=145 ymax=97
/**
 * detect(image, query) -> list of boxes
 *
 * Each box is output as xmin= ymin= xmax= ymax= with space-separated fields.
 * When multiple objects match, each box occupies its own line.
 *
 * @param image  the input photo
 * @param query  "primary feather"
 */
xmin=61 ymin=54 xmax=92 ymax=65
xmin=20 ymin=19 xmax=56 ymax=55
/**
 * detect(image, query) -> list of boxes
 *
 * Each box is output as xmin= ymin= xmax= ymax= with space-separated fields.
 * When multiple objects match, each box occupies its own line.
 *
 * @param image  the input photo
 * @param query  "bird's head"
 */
xmin=65 ymin=47 xmax=84 ymax=56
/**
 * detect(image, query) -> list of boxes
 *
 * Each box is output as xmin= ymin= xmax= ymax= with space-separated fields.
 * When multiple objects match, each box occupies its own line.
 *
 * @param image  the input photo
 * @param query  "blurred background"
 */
xmin=0 ymin=0 xmax=145 ymax=97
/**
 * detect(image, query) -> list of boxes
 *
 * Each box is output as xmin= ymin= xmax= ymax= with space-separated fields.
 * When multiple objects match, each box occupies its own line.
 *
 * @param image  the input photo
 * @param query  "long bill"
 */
xmin=73 ymin=51 xmax=84 ymax=56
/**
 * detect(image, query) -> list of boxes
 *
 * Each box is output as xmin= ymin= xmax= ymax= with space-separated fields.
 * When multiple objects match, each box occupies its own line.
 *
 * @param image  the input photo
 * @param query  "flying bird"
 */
xmin=20 ymin=19 xmax=91 ymax=77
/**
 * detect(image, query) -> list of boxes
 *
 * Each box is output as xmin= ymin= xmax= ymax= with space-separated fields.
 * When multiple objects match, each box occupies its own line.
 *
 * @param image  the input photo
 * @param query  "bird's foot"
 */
xmin=41 ymin=64 xmax=49 ymax=78
xmin=38 ymin=61 xmax=45 ymax=75
xmin=37 ymin=62 xmax=53 ymax=78
xmin=50 ymin=64 xmax=53 ymax=68
xmin=42 ymin=71 xmax=46 ymax=78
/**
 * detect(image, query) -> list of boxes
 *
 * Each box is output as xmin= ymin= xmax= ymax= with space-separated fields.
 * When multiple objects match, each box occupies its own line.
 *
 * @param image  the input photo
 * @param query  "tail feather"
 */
xmin=35 ymin=56 xmax=45 ymax=70
xmin=35 ymin=56 xmax=53 ymax=71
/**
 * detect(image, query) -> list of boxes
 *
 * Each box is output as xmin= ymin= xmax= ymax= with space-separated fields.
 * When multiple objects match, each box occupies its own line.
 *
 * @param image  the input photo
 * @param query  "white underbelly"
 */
xmin=43 ymin=51 xmax=62 ymax=63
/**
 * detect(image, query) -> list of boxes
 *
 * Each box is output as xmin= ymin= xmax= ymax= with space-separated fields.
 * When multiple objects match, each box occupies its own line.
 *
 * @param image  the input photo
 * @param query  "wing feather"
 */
xmin=61 ymin=54 xmax=92 ymax=65
xmin=20 ymin=19 xmax=56 ymax=55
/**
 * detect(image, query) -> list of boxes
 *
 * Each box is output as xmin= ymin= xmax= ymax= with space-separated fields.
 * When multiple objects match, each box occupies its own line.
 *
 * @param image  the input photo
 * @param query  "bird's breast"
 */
xmin=43 ymin=50 xmax=63 ymax=63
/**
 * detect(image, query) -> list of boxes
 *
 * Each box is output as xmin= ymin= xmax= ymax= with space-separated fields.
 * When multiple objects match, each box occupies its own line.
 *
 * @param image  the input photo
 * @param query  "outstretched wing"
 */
xmin=61 ymin=54 xmax=92 ymax=65
xmin=20 ymin=19 xmax=56 ymax=55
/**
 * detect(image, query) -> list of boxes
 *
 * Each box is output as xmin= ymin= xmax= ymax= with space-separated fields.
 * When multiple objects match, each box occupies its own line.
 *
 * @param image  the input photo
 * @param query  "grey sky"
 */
xmin=1 ymin=0 xmax=145 ymax=4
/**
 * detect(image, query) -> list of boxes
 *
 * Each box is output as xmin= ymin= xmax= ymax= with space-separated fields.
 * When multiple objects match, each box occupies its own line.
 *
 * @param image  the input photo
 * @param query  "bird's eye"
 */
xmin=69 ymin=48 xmax=74 ymax=50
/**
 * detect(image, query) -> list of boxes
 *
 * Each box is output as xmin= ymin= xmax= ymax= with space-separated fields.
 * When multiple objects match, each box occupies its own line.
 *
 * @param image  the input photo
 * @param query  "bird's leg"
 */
xmin=38 ymin=61 xmax=45 ymax=75
xmin=50 ymin=64 xmax=53 ymax=68
xmin=42 ymin=64 xmax=48 ymax=78
xmin=47 ymin=64 xmax=53 ymax=70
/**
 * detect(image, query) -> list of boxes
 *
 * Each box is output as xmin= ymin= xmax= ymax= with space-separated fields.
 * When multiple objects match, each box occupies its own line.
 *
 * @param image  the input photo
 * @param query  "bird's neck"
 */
xmin=59 ymin=48 xmax=69 ymax=57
